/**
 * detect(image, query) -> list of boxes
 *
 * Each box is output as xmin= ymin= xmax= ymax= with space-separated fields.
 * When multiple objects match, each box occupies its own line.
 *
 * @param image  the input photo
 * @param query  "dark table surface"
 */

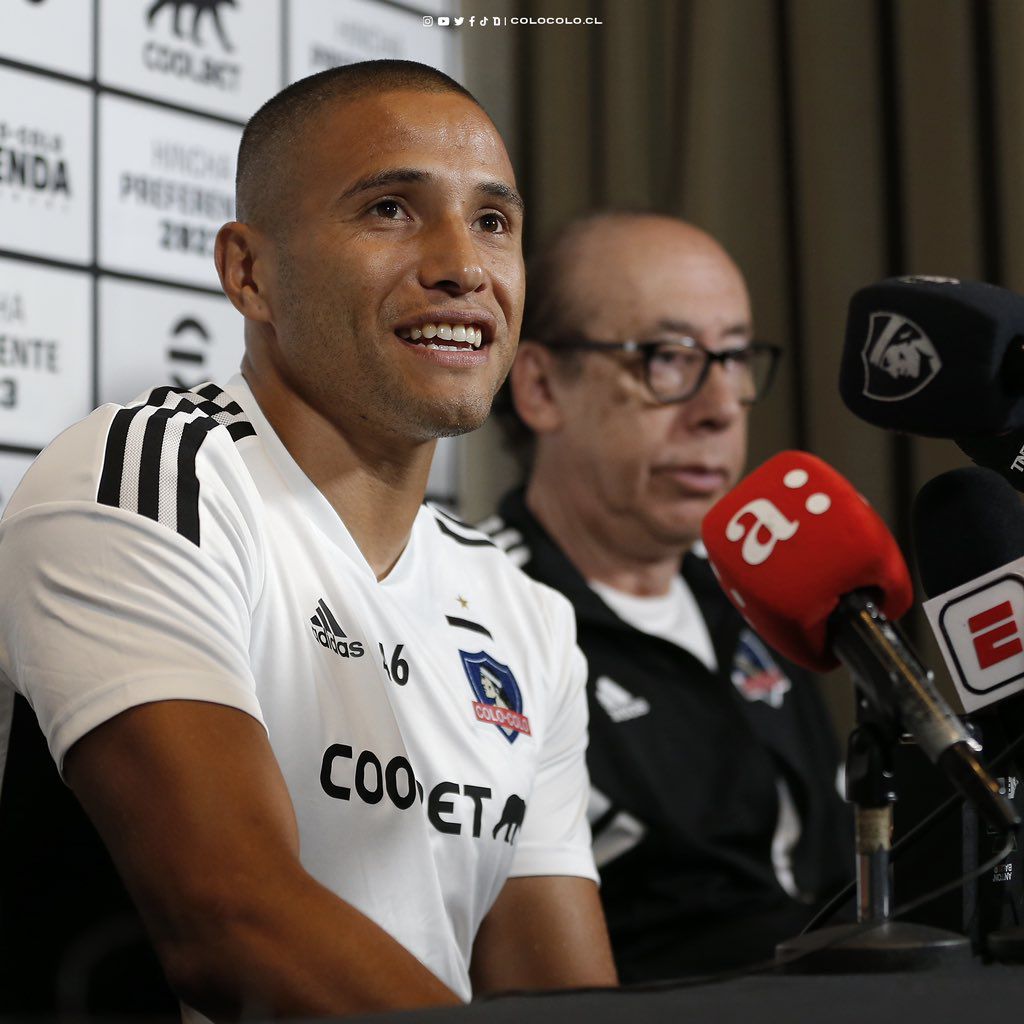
xmin=336 ymin=960 xmax=1024 ymax=1024
xmin=5 ymin=957 xmax=1021 ymax=1024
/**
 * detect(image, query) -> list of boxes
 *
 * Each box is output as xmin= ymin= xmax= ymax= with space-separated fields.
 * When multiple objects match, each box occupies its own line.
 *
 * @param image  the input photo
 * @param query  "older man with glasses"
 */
xmin=481 ymin=211 xmax=852 ymax=981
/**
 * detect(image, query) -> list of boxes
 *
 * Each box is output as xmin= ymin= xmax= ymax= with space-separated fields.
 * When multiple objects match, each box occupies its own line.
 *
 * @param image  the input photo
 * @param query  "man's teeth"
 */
xmin=397 ymin=323 xmax=484 ymax=348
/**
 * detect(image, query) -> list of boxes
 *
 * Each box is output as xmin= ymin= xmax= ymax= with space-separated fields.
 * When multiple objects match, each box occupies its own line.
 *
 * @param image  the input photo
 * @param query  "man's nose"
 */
xmin=418 ymin=216 xmax=486 ymax=296
xmin=682 ymin=360 xmax=746 ymax=429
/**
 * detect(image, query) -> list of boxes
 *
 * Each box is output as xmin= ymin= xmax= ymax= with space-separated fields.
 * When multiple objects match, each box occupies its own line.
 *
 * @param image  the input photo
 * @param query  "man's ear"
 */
xmin=509 ymin=341 xmax=567 ymax=435
xmin=215 ymin=221 xmax=273 ymax=323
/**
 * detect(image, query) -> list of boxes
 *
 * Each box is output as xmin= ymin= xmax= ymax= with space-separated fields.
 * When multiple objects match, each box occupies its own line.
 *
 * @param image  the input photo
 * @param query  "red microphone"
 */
xmin=700 ymin=451 xmax=912 ymax=672
xmin=702 ymin=451 xmax=1018 ymax=835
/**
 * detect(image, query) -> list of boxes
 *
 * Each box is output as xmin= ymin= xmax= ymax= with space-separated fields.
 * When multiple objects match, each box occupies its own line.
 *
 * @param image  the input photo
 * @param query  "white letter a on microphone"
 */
xmin=725 ymin=499 xmax=799 ymax=566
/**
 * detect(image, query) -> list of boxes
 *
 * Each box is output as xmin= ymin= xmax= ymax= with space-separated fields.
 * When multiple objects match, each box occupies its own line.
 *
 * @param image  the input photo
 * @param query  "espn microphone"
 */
xmin=702 ymin=451 xmax=1019 ymax=835
xmin=913 ymin=466 xmax=1024 ymax=951
xmin=839 ymin=276 xmax=1024 ymax=436
xmin=913 ymin=466 xmax=1024 ymax=732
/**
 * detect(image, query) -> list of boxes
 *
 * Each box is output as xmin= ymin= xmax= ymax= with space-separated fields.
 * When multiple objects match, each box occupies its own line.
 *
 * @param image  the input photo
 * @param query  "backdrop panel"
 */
xmin=0 ymin=452 xmax=37 ymax=518
xmin=0 ymin=65 xmax=93 ymax=266
xmin=0 ymin=0 xmax=94 ymax=80
xmin=98 ymin=0 xmax=282 ymax=120
xmin=0 ymin=257 xmax=92 ymax=450
xmin=97 ymin=94 xmax=241 ymax=289
xmin=98 ymin=277 xmax=242 ymax=405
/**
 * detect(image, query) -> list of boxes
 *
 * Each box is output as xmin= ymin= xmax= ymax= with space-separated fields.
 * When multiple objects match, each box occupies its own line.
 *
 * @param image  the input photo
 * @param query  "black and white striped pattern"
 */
xmin=475 ymin=515 xmax=532 ymax=568
xmin=97 ymin=383 xmax=255 ymax=546
xmin=429 ymin=503 xmax=497 ymax=548
xmin=588 ymin=786 xmax=647 ymax=868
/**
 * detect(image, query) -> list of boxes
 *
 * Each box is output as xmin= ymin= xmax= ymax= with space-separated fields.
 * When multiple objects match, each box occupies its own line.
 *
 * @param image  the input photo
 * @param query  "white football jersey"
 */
xmin=0 ymin=376 xmax=596 ymax=1009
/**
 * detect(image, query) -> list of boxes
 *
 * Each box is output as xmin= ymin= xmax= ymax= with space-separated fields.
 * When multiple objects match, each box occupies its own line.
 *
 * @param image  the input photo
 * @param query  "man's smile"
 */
xmin=392 ymin=308 xmax=496 ymax=353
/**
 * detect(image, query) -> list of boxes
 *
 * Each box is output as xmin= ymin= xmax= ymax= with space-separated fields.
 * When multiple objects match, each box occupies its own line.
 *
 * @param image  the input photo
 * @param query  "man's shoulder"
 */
xmin=4 ymin=381 xmax=260 ymax=546
xmin=472 ymin=488 xmax=556 ymax=577
xmin=473 ymin=508 xmax=534 ymax=570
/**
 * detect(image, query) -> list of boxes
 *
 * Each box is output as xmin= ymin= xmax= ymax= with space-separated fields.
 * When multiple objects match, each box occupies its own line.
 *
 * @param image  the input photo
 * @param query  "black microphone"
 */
xmin=839 ymin=276 xmax=1024 ymax=436
xmin=956 ymin=430 xmax=1024 ymax=493
xmin=912 ymin=466 xmax=1024 ymax=954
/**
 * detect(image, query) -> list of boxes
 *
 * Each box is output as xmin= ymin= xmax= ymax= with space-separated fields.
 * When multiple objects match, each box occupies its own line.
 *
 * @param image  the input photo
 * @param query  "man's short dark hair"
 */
xmin=235 ymin=60 xmax=481 ymax=230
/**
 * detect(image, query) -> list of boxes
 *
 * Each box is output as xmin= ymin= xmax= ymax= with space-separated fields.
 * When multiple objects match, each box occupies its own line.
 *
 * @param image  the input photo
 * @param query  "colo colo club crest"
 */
xmin=460 ymin=650 xmax=531 ymax=743
xmin=731 ymin=630 xmax=791 ymax=709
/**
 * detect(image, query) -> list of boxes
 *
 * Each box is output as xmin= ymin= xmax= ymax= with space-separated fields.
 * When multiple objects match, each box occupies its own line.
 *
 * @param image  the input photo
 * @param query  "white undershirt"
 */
xmin=588 ymin=575 xmax=718 ymax=672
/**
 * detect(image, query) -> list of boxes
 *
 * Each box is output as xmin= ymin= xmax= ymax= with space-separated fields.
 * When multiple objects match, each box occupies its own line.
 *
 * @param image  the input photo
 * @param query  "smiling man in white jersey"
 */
xmin=0 ymin=61 xmax=616 ymax=1019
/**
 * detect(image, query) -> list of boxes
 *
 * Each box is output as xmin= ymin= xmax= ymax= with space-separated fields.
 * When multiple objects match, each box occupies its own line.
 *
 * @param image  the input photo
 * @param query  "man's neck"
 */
xmin=243 ymin=363 xmax=433 ymax=580
xmin=524 ymin=479 xmax=684 ymax=598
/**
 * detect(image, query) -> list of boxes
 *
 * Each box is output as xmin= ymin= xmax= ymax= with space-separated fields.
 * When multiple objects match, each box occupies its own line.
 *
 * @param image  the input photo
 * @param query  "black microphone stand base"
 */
xmin=776 ymin=921 xmax=971 ymax=973
xmin=987 ymin=927 xmax=1024 ymax=963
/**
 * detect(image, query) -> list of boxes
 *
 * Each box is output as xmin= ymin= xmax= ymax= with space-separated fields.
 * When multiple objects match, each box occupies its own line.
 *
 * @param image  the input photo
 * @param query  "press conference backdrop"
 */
xmin=0 ymin=0 xmax=459 ymax=516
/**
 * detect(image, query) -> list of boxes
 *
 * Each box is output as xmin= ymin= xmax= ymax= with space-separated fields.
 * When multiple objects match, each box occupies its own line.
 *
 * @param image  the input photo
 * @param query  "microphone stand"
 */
xmin=964 ymin=713 xmax=1024 ymax=962
xmin=777 ymin=695 xmax=971 ymax=971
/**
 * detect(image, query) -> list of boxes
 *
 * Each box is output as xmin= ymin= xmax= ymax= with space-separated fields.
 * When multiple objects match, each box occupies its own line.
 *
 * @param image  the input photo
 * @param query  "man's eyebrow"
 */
xmin=335 ymin=168 xmax=525 ymax=215
xmin=477 ymin=180 xmax=525 ymax=214
xmin=336 ymin=168 xmax=431 ymax=205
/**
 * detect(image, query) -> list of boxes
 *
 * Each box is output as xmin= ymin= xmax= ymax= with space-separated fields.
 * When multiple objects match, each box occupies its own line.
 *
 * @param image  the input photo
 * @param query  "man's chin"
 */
xmin=647 ymin=502 xmax=718 ymax=552
xmin=405 ymin=397 xmax=493 ymax=441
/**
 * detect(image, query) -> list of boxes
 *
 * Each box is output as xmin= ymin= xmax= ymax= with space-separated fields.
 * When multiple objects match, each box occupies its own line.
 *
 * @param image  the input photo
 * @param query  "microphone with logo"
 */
xmin=914 ymin=466 xmax=1024 ymax=960
xmin=701 ymin=451 xmax=1019 ymax=969
xmin=838 ymin=276 xmax=1024 ymax=438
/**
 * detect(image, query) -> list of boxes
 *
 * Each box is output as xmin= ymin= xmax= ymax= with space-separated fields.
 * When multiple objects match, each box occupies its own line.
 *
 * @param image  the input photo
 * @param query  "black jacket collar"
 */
xmin=496 ymin=488 xmax=744 ymax=667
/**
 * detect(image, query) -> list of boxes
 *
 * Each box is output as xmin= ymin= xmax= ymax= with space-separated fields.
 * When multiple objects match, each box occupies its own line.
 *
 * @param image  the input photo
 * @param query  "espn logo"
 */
xmin=968 ymin=600 xmax=1024 ymax=669
xmin=929 ymin=573 xmax=1024 ymax=711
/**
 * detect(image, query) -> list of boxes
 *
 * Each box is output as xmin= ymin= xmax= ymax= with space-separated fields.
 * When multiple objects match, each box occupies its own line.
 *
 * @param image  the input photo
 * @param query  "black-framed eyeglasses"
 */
xmin=535 ymin=335 xmax=782 ymax=405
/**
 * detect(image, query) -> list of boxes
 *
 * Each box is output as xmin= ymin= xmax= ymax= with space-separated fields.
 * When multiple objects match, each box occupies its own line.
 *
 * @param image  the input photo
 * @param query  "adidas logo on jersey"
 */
xmin=595 ymin=676 xmax=650 ymax=723
xmin=310 ymin=598 xmax=364 ymax=659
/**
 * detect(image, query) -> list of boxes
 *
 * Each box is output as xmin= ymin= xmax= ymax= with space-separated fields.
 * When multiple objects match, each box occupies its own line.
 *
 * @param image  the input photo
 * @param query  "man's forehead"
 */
xmin=315 ymin=88 xmax=514 ymax=178
xmin=563 ymin=223 xmax=747 ymax=318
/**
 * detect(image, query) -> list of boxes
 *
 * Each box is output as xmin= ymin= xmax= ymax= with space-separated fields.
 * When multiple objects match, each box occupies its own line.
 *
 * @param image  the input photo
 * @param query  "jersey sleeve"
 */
xmin=0 ymin=397 xmax=266 ymax=774
xmin=508 ymin=585 xmax=598 ymax=882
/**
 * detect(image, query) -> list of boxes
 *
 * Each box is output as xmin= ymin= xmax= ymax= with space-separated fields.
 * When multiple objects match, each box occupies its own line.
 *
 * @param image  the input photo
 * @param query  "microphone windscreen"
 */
xmin=955 ymin=430 xmax=1024 ymax=493
xmin=911 ymin=466 xmax=1024 ymax=598
xmin=839 ymin=276 xmax=1024 ymax=436
xmin=702 ymin=451 xmax=913 ymax=672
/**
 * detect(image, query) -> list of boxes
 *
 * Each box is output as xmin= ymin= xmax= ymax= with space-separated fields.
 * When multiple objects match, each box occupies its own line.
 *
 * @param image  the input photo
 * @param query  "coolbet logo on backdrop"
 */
xmin=144 ymin=0 xmax=241 ymax=90
xmin=460 ymin=651 xmax=531 ymax=742
xmin=148 ymin=0 xmax=237 ymax=51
